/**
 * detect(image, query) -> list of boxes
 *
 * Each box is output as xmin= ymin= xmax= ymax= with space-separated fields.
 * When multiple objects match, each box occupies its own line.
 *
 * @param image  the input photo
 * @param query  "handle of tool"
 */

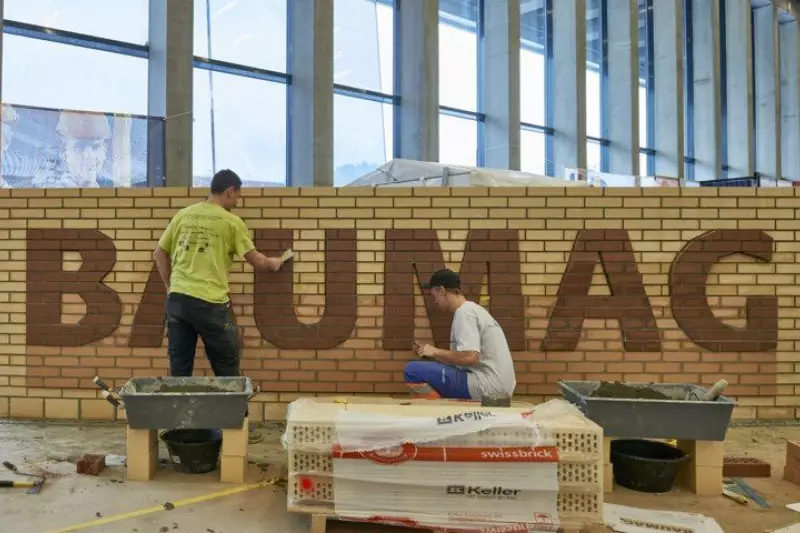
xmin=93 ymin=376 xmax=111 ymax=392
xmin=722 ymin=488 xmax=748 ymax=505
xmin=0 ymin=480 xmax=34 ymax=488
xmin=704 ymin=379 xmax=729 ymax=401
xmin=2 ymin=461 xmax=16 ymax=472
xmin=102 ymin=390 xmax=121 ymax=408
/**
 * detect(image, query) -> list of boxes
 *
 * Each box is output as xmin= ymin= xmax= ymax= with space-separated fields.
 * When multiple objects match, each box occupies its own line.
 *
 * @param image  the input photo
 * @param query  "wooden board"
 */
xmin=299 ymin=511 xmax=584 ymax=533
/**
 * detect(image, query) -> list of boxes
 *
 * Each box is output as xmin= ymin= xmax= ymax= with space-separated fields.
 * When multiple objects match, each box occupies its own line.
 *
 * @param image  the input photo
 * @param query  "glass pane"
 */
xmin=335 ymin=0 xmax=394 ymax=94
xmin=586 ymin=0 xmax=603 ymax=139
xmin=587 ymin=141 xmax=602 ymax=172
xmin=4 ymin=0 xmax=149 ymax=44
xmin=3 ymin=35 xmax=148 ymax=115
xmin=194 ymin=0 xmax=287 ymax=73
xmin=638 ymin=0 xmax=651 ymax=149
xmin=193 ymin=70 xmax=287 ymax=187
xmin=639 ymin=85 xmax=648 ymax=150
xmin=2 ymin=105 xmax=160 ymax=188
xmin=334 ymin=95 xmax=393 ymax=186
xmin=439 ymin=0 xmax=479 ymax=112
xmin=521 ymin=3 xmax=547 ymax=126
xmin=521 ymin=130 xmax=546 ymax=176
xmin=440 ymin=114 xmax=478 ymax=166
xmin=640 ymin=151 xmax=649 ymax=176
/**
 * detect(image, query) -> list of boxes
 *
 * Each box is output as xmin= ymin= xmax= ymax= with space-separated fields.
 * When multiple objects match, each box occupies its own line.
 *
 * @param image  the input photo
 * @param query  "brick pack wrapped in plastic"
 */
xmin=283 ymin=397 xmax=604 ymax=532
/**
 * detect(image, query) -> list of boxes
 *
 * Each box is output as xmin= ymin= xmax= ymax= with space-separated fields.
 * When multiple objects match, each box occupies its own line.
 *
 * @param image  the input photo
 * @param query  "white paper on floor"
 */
xmin=786 ymin=502 xmax=800 ymax=513
xmin=604 ymin=503 xmax=725 ymax=533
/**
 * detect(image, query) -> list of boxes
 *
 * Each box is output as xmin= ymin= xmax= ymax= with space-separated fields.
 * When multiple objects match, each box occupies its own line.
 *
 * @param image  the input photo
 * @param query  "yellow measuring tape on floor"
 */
xmin=44 ymin=479 xmax=277 ymax=533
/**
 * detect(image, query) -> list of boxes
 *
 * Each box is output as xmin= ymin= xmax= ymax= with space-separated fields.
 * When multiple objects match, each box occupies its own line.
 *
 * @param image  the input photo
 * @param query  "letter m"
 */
xmin=382 ymin=229 xmax=525 ymax=350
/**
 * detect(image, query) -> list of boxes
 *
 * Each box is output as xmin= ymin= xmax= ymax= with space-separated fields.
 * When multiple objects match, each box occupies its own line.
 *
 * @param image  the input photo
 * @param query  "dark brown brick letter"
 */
xmin=383 ymin=229 xmax=525 ymax=351
xmin=26 ymin=229 xmax=121 ymax=346
xmin=542 ymin=229 xmax=661 ymax=352
xmin=669 ymin=229 xmax=777 ymax=352
xmin=253 ymin=229 xmax=357 ymax=350
xmin=128 ymin=265 xmax=167 ymax=348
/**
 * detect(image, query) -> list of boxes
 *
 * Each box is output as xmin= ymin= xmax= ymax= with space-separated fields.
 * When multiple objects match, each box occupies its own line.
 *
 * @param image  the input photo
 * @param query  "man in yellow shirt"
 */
xmin=154 ymin=169 xmax=286 ymax=442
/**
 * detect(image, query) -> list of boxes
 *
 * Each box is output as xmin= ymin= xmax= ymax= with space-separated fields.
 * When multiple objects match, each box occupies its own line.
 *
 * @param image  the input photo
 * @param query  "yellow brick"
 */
xmin=221 ymin=418 xmax=249 ymax=456
xmin=220 ymin=455 xmax=247 ymax=483
xmin=318 ymin=197 xmax=356 ymax=208
xmin=45 ymin=399 xmax=79 ymax=420
xmin=81 ymin=399 xmax=116 ymax=421
xmin=282 ymin=197 xmax=320 ymax=208
xmin=10 ymin=398 xmax=43 ymax=419
xmin=266 ymin=402 xmax=288 ymax=420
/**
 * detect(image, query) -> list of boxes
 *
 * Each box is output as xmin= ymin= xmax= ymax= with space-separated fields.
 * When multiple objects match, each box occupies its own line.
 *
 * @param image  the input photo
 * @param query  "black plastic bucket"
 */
xmin=161 ymin=429 xmax=222 ymax=475
xmin=611 ymin=439 xmax=690 ymax=493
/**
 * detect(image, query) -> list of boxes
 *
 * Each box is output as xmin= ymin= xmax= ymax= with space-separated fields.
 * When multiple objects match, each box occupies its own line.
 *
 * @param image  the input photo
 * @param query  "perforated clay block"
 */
xmin=284 ymin=397 xmax=604 ymax=529
xmin=723 ymin=456 xmax=771 ymax=478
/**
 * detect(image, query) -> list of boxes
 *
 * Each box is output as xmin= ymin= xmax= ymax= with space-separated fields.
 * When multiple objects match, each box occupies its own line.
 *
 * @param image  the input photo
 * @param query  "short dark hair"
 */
xmin=210 ymin=169 xmax=242 ymax=194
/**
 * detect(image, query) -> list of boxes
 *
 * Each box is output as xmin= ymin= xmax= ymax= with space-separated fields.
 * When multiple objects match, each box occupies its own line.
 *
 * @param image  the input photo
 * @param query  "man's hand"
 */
xmin=413 ymin=341 xmax=437 ymax=359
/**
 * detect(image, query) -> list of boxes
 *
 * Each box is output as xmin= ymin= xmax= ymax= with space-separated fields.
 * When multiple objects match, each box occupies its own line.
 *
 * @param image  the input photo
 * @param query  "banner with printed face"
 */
xmin=0 ymin=103 xmax=164 ymax=188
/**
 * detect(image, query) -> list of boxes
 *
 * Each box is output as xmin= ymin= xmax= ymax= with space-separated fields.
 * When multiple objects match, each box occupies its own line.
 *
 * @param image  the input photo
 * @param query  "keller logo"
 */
xmin=445 ymin=485 xmax=521 ymax=500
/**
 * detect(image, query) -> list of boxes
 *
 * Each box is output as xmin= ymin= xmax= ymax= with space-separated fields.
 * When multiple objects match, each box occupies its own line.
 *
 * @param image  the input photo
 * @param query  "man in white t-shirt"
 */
xmin=404 ymin=269 xmax=516 ymax=402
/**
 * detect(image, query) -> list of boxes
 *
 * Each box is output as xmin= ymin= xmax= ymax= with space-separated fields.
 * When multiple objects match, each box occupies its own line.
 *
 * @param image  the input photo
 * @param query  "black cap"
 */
xmin=421 ymin=269 xmax=461 ymax=290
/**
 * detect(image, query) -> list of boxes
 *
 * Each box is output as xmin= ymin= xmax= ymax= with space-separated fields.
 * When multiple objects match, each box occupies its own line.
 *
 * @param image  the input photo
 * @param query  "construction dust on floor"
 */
xmin=2 ymin=420 xmax=800 ymax=533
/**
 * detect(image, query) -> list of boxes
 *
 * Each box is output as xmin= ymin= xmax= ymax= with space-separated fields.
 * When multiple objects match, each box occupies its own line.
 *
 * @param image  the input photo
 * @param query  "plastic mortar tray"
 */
xmin=119 ymin=377 xmax=252 ymax=430
xmin=558 ymin=380 xmax=735 ymax=441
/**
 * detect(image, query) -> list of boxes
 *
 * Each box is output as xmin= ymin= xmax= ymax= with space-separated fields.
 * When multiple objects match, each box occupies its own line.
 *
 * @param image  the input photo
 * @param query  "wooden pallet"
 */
xmin=305 ymin=512 xmax=586 ymax=533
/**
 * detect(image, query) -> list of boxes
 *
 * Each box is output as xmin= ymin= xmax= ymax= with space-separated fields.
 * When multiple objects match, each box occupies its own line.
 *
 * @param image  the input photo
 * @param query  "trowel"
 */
xmin=1 ymin=462 xmax=44 ymax=494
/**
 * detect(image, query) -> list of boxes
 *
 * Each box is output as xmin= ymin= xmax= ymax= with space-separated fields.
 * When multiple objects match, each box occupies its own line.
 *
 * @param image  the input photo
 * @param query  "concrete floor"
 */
xmin=3 ymin=420 xmax=800 ymax=533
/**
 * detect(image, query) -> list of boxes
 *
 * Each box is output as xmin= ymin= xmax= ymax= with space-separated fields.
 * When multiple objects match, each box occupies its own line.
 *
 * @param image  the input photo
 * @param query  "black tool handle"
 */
xmin=93 ymin=376 xmax=111 ymax=392
xmin=0 ymin=480 xmax=33 ymax=488
xmin=2 ymin=462 xmax=16 ymax=472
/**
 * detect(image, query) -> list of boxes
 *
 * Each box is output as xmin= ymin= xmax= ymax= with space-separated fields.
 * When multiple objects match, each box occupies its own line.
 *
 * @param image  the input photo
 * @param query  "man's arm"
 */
xmin=415 ymin=307 xmax=482 ymax=367
xmin=430 ymin=347 xmax=480 ymax=367
xmin=413 ymin=340 xmax=479 ymax=366
xmin=155 ymin=215 xmax=179 ymax=291
xmin=154 ymin=246 xmax=171 ymax=290
xmin=244 ymin=250 xmax=285 ymax=272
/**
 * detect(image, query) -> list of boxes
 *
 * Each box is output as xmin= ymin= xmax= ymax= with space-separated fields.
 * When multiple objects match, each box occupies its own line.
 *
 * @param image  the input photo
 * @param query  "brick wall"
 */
xmin=0 ymin=186 xmax=797 ymax=422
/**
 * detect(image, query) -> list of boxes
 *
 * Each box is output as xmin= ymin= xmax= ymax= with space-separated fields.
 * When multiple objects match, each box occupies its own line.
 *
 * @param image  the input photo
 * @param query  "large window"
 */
xmin=192 ymin=0 xmax=289 ymax=186
xmin=520 ymin=0 xmax=548 ymax=176
xmin=3 ymin=35 xmax=147 ymax=115
xmin=1 ymin=3 xmax=153 ymax=188
xmin=333 ymin=0 xmax=395 ymax=186
xmin=193 ymin=70 xmax=287 ymax=187
xmin=194 ymin=0 xmax=287 ymax=74
xmin=439 ymin=0 xmax=480 ymax=166
xmin=4 ymin=0 xmax=149 ymax=44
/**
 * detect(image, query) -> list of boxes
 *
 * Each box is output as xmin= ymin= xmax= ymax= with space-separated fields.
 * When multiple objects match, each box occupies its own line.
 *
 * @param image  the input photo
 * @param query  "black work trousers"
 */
xmin=166 ymin=292 xmax=240 ymax=377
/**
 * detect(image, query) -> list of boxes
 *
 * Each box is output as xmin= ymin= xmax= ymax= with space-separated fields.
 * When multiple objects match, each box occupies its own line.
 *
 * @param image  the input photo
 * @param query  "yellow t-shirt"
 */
xmin=158 ymin=202 xmax=255 ymax=304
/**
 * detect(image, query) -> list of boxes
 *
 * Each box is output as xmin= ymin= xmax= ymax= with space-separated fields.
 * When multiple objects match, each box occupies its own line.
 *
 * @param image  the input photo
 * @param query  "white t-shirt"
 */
xmin=450 ymin=301 xmax=516 ymax=400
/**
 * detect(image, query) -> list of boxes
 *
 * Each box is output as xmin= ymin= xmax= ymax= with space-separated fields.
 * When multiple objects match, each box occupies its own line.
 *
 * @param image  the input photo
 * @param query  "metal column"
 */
xmin=652 ymin=0 xmax=684 ymax=178
xmin=606 ymin=0 xmax=639 ymax=175
xmin=690 ymin=0 xmax=722 ymax=180
xmin=482 ymin=0 xmax=521 ymax=170
xmin=396 ymin=0 xmax=439 ymax=162
xmin=754 ymin=3 xmax=781 ymax=180
xmin=551 ymin=0 xmax=587 ymax=177
xmin=149 ymin=0 xmax=194 ymax=187
xmin=288 ymin=0 xmax=334 ymax=187
xmin=780 ymin=20 xmax=800 ymax=181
